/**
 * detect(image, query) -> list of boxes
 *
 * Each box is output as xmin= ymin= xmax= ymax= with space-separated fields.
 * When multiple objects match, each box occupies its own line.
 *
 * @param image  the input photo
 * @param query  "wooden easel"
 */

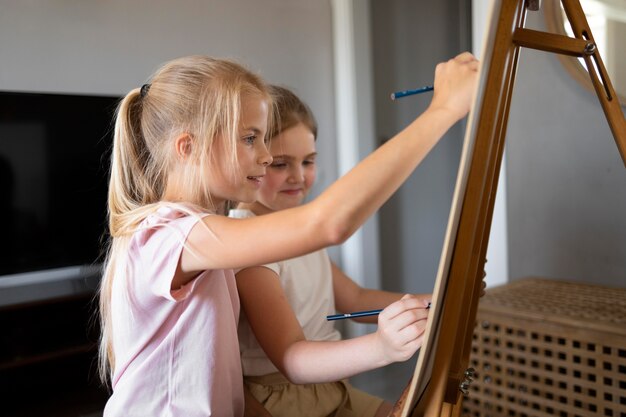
xmin=391 ymin=1 xmax=626 ymax=416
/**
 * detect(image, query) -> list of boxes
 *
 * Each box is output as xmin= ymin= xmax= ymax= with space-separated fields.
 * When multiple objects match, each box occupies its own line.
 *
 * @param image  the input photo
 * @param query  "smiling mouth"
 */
xmin=281 ymin=189 xmax=303 ymax=195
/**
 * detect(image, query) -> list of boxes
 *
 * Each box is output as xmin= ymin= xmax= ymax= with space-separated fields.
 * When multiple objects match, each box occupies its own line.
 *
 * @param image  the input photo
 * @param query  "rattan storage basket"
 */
xmin=462 ymin=277 xmax=626 ymax=417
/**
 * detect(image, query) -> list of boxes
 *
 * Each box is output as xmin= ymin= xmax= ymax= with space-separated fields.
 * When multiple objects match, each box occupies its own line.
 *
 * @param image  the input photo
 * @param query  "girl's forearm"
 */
xmin=280 ymin=333 xmax=389 ymax=384
xmin=310 ymin=107 xmax=459 ymax=243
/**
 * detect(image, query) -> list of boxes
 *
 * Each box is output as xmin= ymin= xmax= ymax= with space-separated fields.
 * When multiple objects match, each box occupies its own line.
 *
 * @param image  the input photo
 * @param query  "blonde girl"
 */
xmin=99 ymin=54 xmax=478 ymax=417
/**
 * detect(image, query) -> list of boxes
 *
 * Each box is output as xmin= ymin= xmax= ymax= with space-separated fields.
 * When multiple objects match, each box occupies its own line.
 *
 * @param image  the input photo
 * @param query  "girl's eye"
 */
xmin=243 ymin=135 xmax=256 ymax=145
xmin=303 ymin=160 xmax=316 ymax=166
xmin=270 ymin=162 xmax=287 ymax=169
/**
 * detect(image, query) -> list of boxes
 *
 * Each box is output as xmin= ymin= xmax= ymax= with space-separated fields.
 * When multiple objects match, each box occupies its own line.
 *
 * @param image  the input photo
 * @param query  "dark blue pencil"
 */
xmin=326 ymin=302 xmax=431 ymax=321
xmin=326 ymin=309 xmax=383 ymax=321
xmin=390 ymin=85 xmax=434 ymax=100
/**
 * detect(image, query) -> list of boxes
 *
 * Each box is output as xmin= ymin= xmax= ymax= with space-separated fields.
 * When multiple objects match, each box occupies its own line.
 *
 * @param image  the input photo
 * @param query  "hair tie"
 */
xmin=140 ymin=83 xmax=151 ymax=98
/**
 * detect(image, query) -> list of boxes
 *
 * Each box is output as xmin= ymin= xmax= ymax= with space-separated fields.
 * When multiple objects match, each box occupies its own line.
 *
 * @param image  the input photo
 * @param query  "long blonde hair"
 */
xmin=98 ymin=55 xmax=271 ymax=384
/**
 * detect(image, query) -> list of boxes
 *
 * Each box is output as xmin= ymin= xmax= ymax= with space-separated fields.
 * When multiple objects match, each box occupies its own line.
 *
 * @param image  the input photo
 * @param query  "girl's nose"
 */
xmin=258 ymin=145 xmax=273 ymax=166
xmin=288 ymin=166 xmax=305 ymax=183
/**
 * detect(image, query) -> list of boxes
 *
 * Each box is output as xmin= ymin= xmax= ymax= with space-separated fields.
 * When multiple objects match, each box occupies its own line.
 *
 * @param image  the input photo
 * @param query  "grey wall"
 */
xmin=349 ymin=0 xmax=472 ymax=403
xmin=370 ymin=2 xmax=625 ymax=296
xmin=506 ymin=10 xmax=626 ymax=287
xmin=372 ymin=0 xmax=472 ymax=296
xmin=0 ymin=0 xmax=338 ymax=199
xmin=357 ymin=0 xmax=625 ymax=403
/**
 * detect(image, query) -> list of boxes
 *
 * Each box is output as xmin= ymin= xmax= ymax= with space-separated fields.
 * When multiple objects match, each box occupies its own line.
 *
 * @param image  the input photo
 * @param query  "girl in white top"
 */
xmin=232 ymin=85 xmax=432 ymax=417
xmin=98 ymin=54 xmax=478 ymax=417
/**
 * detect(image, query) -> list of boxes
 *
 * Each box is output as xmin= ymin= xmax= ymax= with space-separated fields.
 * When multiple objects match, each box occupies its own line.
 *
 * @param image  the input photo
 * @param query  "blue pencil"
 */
xmin=326 ymin=302 xmax=431 ymax=321
xmin=326 ymin=309 xmax=383 ymax=321
xmin=390 ymin=85 xmax=434 ymax=100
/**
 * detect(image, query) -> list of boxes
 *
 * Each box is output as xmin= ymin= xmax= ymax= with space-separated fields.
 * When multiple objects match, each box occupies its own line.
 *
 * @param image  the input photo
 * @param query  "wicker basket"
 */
xmin=462 ymin=277 xmax=626 ymax=417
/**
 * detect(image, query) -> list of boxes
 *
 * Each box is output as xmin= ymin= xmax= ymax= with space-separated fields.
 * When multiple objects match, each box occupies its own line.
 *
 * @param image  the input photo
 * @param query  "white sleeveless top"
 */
xmin=229 ymin=209 xmax=341 ymax=376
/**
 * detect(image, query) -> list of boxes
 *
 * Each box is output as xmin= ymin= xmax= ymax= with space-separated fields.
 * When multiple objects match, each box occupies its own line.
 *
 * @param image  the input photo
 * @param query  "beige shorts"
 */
xmin=244 ymin=372 xmax=385 ymax=417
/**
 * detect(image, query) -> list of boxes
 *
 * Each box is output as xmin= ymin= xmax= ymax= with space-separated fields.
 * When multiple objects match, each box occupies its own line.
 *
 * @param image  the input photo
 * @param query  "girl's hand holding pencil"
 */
xmin=373 ymin=294 xmax=431 ymax=364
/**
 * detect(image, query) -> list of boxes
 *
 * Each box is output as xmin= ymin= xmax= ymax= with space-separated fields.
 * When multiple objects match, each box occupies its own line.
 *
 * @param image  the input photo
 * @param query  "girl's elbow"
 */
xmin=283 ymin=371 xmax=306 ymax=385
xmin=307 ymin=202 xmax=353 ymax=246
xmin=277 ymin=364 xmax=307 ymax=385
xmin=278 ymin=348 xmax=311 ymax=384
xmin=312 ymin=213 xmax=352 ymax=246
xmin=326 ymin=223 xmax=351 ymax=246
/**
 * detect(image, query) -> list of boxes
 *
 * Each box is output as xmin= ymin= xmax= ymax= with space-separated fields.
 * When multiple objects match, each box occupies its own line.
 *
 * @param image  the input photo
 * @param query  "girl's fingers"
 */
xmin=454 ymin=51 xmax=479 ymax=63
xmin=384 ymin=307 xmax=429 ymax=333
xmin=402 ymin=333 xmax=425 ymax=353
xmin=376 ymin=296 xmax=431 ymax=361
xmin=387 ymin=322 xmax=427 ymax=359
xmin=380 ymin=294 xmax=430 ymax=320
xmin=377 ymin=294 xmax=431 ymax=355
xmin=379 ymin=307 xmax=429 ymax=348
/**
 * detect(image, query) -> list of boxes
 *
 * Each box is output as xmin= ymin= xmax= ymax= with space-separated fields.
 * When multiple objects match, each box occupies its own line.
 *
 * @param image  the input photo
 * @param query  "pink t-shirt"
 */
xmin=104 ymin=206 xmax=243 ymax=417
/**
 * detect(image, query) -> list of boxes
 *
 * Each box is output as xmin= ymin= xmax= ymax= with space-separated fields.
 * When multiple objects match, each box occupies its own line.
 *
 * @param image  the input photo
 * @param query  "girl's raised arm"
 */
xmin=181 ymin=52 xmax=478 ymax=274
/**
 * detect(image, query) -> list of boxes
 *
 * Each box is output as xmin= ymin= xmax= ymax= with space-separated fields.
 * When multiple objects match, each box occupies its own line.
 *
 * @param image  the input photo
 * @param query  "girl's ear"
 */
xmin=174 ymin=133 xmax=193 ymax=160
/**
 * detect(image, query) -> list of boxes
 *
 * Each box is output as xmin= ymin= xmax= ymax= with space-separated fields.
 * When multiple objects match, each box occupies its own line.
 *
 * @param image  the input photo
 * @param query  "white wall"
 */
xmin=473 ymin=0 xmax=509 ymax=288
xmin=0 ymin=0 xmax=338 ymax=198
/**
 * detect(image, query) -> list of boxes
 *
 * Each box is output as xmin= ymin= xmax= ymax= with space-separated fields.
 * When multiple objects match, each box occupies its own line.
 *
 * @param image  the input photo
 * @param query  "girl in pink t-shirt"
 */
xmin=99 ymin=54 xmax=478 ymax=416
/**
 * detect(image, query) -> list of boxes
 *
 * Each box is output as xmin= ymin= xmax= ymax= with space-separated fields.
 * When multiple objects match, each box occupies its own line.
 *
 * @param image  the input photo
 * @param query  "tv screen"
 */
xmin=0 ymin=91 xmax=119 ymax=279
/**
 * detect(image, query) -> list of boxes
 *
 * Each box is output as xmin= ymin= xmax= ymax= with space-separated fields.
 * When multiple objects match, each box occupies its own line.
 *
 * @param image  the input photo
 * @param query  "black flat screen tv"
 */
xmin=0 ymin=91 xmax=119 ymax=286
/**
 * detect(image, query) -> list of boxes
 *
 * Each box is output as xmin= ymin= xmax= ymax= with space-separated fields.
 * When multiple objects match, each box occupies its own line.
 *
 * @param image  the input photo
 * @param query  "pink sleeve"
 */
xmin=134 ymin=213 xmax=207 ymax=302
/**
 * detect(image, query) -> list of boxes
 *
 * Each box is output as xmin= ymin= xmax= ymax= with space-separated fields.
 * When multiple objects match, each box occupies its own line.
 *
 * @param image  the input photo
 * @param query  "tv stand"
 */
xmin=0 ymin=268 xmax=108 ymax=416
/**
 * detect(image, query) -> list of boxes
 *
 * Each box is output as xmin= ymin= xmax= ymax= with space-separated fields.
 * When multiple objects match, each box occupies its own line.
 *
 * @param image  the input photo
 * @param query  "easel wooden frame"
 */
xmin=391 ymin=1 xmax=626 ymax=416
